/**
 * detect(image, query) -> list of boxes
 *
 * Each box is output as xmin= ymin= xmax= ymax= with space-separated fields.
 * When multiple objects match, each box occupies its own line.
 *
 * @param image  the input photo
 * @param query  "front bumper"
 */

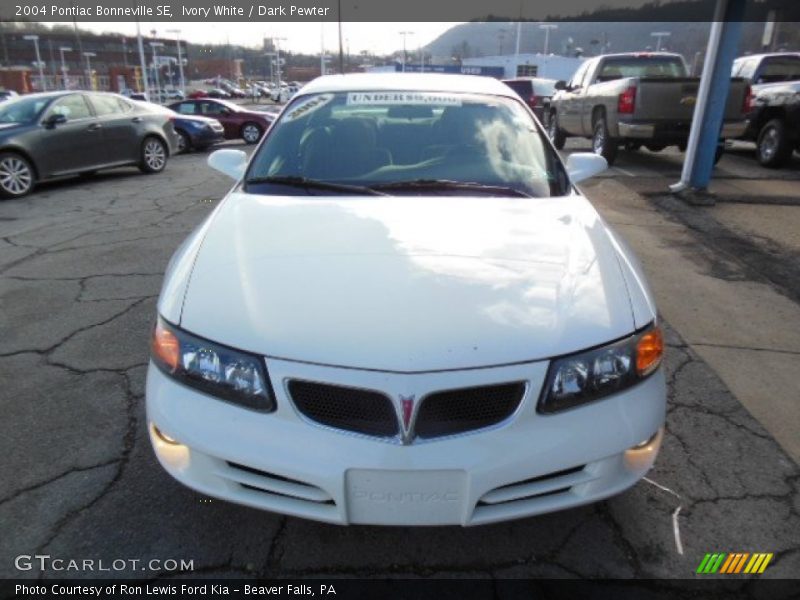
xmin=147 ymin=357 xmax=666 ymax=526
xmin=190 ymin=128 xmax=226 ymax=148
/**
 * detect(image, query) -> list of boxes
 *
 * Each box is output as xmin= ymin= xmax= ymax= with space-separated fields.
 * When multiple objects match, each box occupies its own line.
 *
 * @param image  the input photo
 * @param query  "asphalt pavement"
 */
xmin=0 ymin=143 xmax=798 ymax=582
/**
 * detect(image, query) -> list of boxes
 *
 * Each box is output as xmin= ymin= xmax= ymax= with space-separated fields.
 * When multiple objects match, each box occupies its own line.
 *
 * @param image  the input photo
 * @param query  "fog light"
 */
xmin=624 ymin=428 xmax=663 ymax=471
xmin=150 ymin=423 xmax=190 ymax=470
xmin=153 ymin=425 xmax=179 ymax=445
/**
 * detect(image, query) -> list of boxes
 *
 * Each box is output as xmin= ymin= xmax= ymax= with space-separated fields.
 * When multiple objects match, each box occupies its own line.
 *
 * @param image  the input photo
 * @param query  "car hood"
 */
xmin=179 ymin=193 xmax=635 ymax=371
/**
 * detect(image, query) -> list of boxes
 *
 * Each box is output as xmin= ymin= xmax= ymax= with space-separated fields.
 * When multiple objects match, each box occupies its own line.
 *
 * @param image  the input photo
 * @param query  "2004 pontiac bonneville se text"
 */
xmin=146 ymin=74 xmax=666 ymax=526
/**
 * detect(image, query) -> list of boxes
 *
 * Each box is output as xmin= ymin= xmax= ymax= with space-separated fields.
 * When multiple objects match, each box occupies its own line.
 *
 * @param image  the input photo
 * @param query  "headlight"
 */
xmin=537 ymin=324 xmax=663 ymax=414
xmin=151 ymin=317 xmax=275 ymax=411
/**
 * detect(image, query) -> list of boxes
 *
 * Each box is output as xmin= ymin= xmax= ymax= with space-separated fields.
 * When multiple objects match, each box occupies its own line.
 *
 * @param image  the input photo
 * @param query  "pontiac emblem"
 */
xmin=400 ymin=395 xmax=415 ymax=430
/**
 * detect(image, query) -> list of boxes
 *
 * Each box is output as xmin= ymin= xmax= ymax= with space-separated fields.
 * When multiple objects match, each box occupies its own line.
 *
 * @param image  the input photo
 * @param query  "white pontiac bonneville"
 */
xmin=147 ymin=74 xmax=666 ymax=526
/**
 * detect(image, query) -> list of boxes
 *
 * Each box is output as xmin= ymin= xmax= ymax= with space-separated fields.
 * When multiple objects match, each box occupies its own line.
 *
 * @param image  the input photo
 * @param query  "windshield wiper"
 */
xmin=370 ymin=179 xmax=532 ymax=198
xmin=244 ymin=175 xmax=387 ymax=196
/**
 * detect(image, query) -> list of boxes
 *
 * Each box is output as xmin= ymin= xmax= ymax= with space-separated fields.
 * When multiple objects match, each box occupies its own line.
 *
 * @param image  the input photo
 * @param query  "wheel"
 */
xmin=176 ymin=129 xmax=191 ymax=154
xmin=756 ymin=119 xmax=793 ymax=168
xmin=0 ymin=152 xmax=35 ymax=198
xmin=139 ymin=137 xmax=168 ymax=174
xmin=624 ymin=142 xmax=642 ymax=152
xmin=241 ymin=122 xmax=263 ymax=145
xmin=547 ymin=111 xmax=566 ymax=150
xmin=592 ymin=116 xmax=618 ymax=166
xmin=645 ymin=143 xmax=665 ymax=152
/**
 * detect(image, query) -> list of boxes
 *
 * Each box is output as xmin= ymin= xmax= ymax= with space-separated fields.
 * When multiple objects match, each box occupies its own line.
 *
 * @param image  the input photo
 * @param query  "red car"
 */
xmin=168 ymin=98 xmax=274 ymax=144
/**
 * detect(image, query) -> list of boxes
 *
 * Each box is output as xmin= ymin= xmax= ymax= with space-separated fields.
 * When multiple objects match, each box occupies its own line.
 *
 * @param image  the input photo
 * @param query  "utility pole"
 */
xmin=150 ymin=41 xmax=164 ymax=98
xmin=337 ymin=0 xmax=344 ymax=74
xmin=651 ymin=31 xmax=671 ymax=52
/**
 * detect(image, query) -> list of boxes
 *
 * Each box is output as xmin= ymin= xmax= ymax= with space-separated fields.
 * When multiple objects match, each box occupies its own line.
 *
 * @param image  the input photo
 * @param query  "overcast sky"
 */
xmin=43 ymin=22 xmax=463 ymax=56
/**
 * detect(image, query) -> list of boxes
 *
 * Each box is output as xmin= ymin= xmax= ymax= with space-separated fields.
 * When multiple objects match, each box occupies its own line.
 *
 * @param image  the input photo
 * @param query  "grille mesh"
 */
xmin=288 ymin=380 xmax=398 ymax=437
xmin=415 ymin=382 xmax=526 ymax=439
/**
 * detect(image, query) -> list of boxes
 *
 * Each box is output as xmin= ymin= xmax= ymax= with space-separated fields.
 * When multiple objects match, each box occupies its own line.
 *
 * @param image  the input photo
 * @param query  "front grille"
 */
xmin=288 ymin=380 xmax=398 ymax=437
xmin=415 ymin=382 xmax=526 ymax=439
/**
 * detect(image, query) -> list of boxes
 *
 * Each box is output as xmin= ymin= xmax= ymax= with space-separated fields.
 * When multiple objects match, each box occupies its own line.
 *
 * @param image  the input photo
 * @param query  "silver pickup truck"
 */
xmin=546 ymin=52 xmax=749 ymax=165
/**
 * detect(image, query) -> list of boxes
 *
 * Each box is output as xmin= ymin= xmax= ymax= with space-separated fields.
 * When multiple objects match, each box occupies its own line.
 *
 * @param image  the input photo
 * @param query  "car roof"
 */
xmin=298 ymin=73 xmax=519 ymax=99
xmin=734 ymin=52 xmax=800 ymax=61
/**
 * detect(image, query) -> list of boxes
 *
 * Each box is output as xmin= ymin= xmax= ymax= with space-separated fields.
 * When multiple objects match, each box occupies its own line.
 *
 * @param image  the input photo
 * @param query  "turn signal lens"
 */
xmin=152 ymin=320 xmax=180 ymax=372
xmin=636 ymin=327 xmax=664 ymax=376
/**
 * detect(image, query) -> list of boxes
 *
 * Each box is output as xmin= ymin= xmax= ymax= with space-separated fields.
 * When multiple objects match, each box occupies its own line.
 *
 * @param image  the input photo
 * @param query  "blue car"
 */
xmin=171 ymin=113 xmax=226 ymax=153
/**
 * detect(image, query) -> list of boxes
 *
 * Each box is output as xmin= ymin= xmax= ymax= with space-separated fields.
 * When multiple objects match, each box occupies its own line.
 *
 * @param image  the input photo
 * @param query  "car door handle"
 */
xmin=87 ymin=123 xmax=102 ymax=131
xmin=131 ymin=117 xmax=143 ymax=123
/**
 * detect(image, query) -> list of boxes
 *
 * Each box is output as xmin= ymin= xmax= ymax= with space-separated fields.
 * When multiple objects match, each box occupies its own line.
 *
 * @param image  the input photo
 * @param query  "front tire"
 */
xmin=241 ymin=122 xmax=263 ymax=145
xmin=176 ymin=130 xmax=191 ymax=154
xmin=0 ymin=152 xmax=35 ymax=198
xmin=139 ymin=137 xmax=168 ymax=174
xmin=592 ymin=116 xmax=618 ymax=166
xmin=547 ymin=111 xmax=566 ymax=150
xmin=756 ymin=119 xmax=793 ymax=168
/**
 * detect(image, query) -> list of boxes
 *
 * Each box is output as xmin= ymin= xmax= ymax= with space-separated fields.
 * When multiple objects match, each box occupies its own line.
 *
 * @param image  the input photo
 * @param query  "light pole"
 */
xmin=135 ymin=20 xmax=149 ymax=97
xmin=263 ymin=52 xmax=276 ymax=87
xmin=399 ymin=31 xmax=414 ymax=72
xmin=59 ymin=46 xmax=72 ymax=90
xmin=273 ymin=37 xmax=286 ymax=87
xmin=24 ymin=35 xmax=46 ymax=91
xmin=83 ymin=51 xmax=96 ymax=90
xmin=539 ymin=24 xmax=558 ymax=55
xmin=149 ymin=41 xmax=164 ymax=99
xmin=651 ymin=31 xmax=671 ymax=51
xmin=167 ymin=29 xmax=185 ymax=94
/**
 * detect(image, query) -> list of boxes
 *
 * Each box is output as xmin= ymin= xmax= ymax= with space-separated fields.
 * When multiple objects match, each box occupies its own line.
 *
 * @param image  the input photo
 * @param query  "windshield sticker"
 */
xmin=346 ymin=92 xmax=462 ymax=106
xmin=283 ymin=93 xmax=334 ymax=121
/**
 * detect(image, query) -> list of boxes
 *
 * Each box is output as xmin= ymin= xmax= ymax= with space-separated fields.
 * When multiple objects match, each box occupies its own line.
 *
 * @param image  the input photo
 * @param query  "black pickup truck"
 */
xmin=732 ymin=52 xmax=800 ymax=167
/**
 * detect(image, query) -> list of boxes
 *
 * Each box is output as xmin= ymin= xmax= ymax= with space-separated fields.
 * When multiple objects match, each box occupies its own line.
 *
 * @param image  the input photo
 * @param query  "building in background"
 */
xmin=462 ymin=53 xmax=584 ymax=80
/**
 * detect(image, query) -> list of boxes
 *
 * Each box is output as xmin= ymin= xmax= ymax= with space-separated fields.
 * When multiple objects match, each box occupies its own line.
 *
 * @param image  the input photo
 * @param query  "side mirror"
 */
xmin=566 ymin=152 xmax=607 ymax=183
xmin=43 ymin=113 xmax=67 ymax=128
xmin=554 ymin=80 xmax=567 ymax=91
xmin=208 ymin=148 xmax=247 ymax=180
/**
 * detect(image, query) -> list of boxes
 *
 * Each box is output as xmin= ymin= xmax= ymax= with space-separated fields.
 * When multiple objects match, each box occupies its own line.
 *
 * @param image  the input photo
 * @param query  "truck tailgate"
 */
xmin=633 ymin=77 xmax=748 ymax=121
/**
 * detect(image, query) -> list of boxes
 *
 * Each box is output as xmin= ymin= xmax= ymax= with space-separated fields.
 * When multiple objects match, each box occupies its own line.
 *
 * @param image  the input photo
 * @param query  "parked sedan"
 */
xmin=171 ymin=113 xmax=225 ymax=153
xmin=148 ymin=74 xmax=666 ymax=526
xmin=502 ymin=77 xmax=558 ymax=121
xmin=0 ymin=91 xmax=177 ymax=198
xmin=168 ymin=98 xmax=274 ymax=144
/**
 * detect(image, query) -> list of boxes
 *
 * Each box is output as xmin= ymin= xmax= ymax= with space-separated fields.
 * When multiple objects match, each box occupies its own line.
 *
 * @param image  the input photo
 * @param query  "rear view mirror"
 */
xmin=208 ymin=149 xmax=247 ymax=180
xmin=566 ymin=152 xmax=607 ymax=183
xmin=43 ymin=113 xmax=67 ymax=128
xmin=554 ymin=80 xmax=567 ymax=91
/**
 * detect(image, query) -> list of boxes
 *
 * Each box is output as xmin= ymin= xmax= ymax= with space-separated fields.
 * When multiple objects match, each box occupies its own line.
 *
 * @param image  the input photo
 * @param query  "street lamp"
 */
xmin=539 ymin=24 xmax=558 ymax=56
xmin=24 ymin=35 xmax=46 ymax=91
xmin=166 ymin=29 xmax=185 ymax=95
xmin=149 ymin=41 xmax=164 ymax=98
xmin=399 ymin=31 xmax=414 ymax=72
xmin=59 ymin=46 xmax=72 ymax=90
xmin=650 ymin=31 xmax=671 ymax=52
xmin=83 ymin=52 xmax=96 ymax=90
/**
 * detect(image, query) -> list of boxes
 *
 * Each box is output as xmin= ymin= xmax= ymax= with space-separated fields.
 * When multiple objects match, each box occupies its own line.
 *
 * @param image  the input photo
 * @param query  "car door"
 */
xmin=199 ymin=100 xmax=237 ymax=138
xmin=558 ymin=60 xmax=592 ymax=135
xmin=87 ymin=94 xmax=141 ymax=164
xmin=37 ymin=93 xmax=104 ymax=177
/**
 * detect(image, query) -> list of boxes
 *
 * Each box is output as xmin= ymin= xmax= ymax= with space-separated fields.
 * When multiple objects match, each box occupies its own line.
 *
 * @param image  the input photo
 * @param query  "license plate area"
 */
xmin=346 ymin=469 xmax=466 ymax=525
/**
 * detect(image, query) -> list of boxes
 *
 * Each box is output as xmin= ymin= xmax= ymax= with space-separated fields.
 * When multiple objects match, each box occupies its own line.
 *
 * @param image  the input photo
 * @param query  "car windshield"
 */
xmin=245 ymin=91 xmax=569 ymax=198
xmin=0 ymin=95 xmax=51 ymax=124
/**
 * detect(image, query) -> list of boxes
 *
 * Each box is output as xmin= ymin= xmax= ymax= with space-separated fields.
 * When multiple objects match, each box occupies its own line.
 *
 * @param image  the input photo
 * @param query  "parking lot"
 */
xmin=1 ymin=138 xmax=798 ymax=580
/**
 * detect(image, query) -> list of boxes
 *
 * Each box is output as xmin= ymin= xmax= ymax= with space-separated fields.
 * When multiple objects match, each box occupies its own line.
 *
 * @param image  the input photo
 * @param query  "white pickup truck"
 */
xmin=546 ymin=52 xmax=750 ymax=165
